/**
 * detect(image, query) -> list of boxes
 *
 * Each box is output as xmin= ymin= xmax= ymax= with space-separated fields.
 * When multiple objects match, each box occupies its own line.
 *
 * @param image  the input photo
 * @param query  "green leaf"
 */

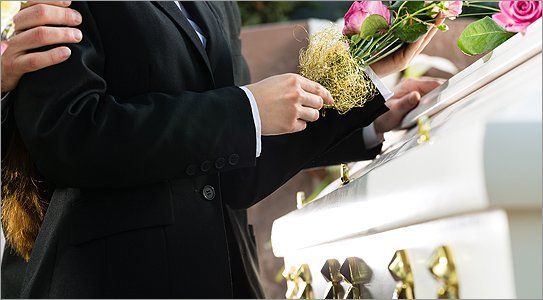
xmin=394 ymin=19 xmax=428 ymax=43
xmin=457 ymin=17 xmax=515 ymax=56
xmin=360 ymin=15 xmax=389 ymax=38
xmin=390 ymin=0 xmax=425 ymax=14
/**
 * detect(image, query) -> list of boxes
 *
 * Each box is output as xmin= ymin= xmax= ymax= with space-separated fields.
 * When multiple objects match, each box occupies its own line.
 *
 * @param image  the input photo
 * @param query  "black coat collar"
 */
xmin=153 ymin=1 xmax=235 ymax=88
xmin=184 ymin=1 xmax=235 ymax=88
xmin=153 ymin=1 xmax=214 ymax=84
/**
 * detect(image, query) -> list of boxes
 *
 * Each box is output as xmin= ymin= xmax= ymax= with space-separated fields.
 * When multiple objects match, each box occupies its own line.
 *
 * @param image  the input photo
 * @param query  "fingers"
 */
xmin=394 ymin=77 xmax=445 ymax=98
xmin=297 ymin=75 xmax=334 ymax=105
xmin=413 ymin=77 xmax=444 ymax=95
xmin=297 ymin=106 xmax=320 ymax=122
xmin=21 ymin=1 xmax=72 ymax=8
xmin=402 ymin=91 xmax=421 ymax=109
xmin=402 ymin=14 xmax=445 ymax=64
xmin=413 ymin=16 xmax=444 ymax=58
xmin=388 ymin=91 xmax=421 ymax=113
xmin=375 ymin=90 xmax=421 ymax=133
xmin=8 ymin=26 xmax=82 ymax=53
xmin=299 ymin=91 xmax=324 ymax=110
xmin=14 ymin=3 xmax=82 ymax=32
xmin=401 ymin=33 xmax=428 ymax=63
xmin=292 ymin=120 xmax=308 ymax=132
xmin=12 ymin=46 xmax=71 ymax=73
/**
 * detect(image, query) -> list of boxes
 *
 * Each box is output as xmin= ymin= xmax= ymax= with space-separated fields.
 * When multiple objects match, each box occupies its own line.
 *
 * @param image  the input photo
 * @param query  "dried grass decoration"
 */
xmin=299 ymin=25 xmax=377 ymax=114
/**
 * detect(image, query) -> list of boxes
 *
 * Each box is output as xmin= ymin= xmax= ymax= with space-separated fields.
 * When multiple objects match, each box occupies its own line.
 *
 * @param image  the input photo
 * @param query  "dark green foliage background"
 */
xmin=237 ymin=1 xmax=499 ymax=27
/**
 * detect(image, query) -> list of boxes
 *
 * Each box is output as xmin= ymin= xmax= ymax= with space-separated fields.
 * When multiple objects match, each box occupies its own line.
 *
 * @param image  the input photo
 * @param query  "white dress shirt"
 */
xmin=175 ymin=2 xmax=388 ymax=157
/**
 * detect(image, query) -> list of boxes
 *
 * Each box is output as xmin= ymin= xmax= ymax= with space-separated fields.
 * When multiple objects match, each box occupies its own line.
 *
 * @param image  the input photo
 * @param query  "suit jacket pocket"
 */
xmin=68 ymin=182 xmax=175 ymax=245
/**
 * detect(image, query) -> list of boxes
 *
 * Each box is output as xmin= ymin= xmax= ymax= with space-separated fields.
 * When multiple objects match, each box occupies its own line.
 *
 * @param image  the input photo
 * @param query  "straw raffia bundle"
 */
xmin=299 ymin=26 xmax=377 ymax=114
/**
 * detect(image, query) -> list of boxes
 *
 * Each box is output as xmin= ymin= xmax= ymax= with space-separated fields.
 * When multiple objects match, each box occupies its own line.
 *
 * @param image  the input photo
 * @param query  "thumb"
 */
xmin=394 ymin=91 xmax=420 ymax=113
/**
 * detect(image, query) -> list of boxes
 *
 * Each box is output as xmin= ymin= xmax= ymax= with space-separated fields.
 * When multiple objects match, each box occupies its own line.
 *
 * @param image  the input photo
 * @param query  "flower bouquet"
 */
xmin=300 ymin=1 xmax=542 ymax=114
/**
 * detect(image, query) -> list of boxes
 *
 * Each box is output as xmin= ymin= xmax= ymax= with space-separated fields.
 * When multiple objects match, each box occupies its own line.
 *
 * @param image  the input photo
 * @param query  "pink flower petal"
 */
xmin=0 ymin=42 xmax=7 ymax=55
xmin=494 ymin=1 xmax=541 ymax=33
xmin=343 ymin=1 xmax=391 ymax=36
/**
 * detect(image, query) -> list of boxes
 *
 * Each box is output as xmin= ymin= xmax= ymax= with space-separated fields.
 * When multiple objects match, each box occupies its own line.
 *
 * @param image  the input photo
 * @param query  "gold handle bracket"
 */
xmin=296 ymin=191 xmax=306 ymax=210
xmin=417 ymin=115 xmax=431 ymax=144
xmin=340 ymin=163 xmax=351 ymax=185
xmin=283 ymin=264 xmax=314 ymax=299
xmin=388 ymin=250 xmax=415 ymax=299
xmin=321 ymin=259 xmax=345 ymax=299
xmin=340 ymin=257 xmax=373 ymax=299
xmin=428 ymin=245 xmax=459 ymax=299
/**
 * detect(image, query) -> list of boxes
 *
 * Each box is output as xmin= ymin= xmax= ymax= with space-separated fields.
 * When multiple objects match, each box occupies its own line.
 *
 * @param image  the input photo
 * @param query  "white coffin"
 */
xmin=271 ymin=20 xmax=542 ymax=299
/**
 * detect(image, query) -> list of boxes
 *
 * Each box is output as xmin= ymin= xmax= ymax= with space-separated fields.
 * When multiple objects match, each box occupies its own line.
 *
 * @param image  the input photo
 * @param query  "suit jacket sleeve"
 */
xmin=306 ymin=128 xmax=382 ymax=168
xmin=12 ymin=2 xmax=257 ymax=188
xmin=222 ymin=97 xmax=389 ymax=209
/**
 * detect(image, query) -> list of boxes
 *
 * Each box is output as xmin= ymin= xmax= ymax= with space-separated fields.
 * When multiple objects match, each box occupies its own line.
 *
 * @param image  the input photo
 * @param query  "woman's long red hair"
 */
xmin=1 ymin=131 xmax=48 ymax=261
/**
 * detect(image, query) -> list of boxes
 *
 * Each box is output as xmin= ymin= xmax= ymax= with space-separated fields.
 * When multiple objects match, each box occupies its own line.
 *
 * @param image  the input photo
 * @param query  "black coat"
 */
xmin=4 ymin=1 xmax=387 ymax=298
xmin=2 ymin=2 xmax=265 ymax=298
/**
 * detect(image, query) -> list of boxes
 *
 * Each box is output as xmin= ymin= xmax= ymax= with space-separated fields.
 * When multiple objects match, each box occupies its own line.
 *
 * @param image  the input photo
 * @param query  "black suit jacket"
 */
xmin=207 ymin=2 xmax=263 ymax=298
xmin=4 ymin=1 xmax=387 ymax=298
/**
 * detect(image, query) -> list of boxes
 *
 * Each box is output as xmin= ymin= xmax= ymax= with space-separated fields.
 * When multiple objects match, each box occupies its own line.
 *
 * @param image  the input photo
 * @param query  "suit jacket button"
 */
xmin=202 ymin=185 xmax=215 ymax=201
xmin=228 ymin=154 xmax=240 ymax=166
xmin=201 ymin=160 xmax=212 ymax=172
xmin=185 ymin=164 xmax=196 ymax=176
xmin=215 ymin=157 xmax=226 ymax=169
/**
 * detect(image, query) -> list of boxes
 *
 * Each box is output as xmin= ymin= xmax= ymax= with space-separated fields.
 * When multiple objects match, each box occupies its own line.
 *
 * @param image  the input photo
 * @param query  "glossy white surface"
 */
xmin=272 ymin=54 xmax=542 ymax=255
xmin=282 ymin=210 xmax=519 ymax=299
xmin=401 ymin=19 xmax=542 ymax=128
xmin=272 ymin=22 xmax=542 ymax=298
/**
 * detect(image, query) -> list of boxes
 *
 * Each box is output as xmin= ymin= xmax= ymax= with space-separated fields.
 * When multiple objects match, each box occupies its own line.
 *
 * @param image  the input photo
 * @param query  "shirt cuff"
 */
xmin=364 ymin=66 xmax=394 ymax=101
xmin=240 ymin=86 xmax=262 ymax=158
xmin=363 ymin=122 xmax=384 ymax=149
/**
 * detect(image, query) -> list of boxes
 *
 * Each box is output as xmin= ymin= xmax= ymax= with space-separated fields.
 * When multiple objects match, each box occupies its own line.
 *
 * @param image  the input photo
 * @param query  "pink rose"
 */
xmin=343 ymin=1 xmax=391 ymax=37
xmin=443 ymin=1 xmax=463 ymax=18
xmin=432 ymin=1 xmax=463 ymax=19
xmin=493 ymin=1 xmax=542 ymax=33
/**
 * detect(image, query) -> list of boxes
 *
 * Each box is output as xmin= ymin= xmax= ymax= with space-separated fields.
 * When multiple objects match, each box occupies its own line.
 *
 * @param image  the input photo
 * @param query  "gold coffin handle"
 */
xmin=283 ymin=264 xmax=314 ymax=299
xmin=388 ymin=250 xmax=415 ymax=299
xmin=428 ymin=245 xmax=459 ymax=299
xmin=321 ymin=259 xmax=344 ymax=299
xmin=417 ymin=115 xmax=431 ymax=144
xmin=340 ymin=163 xmax=350 ymax=185
xmin=340 ymin=257 xmax=373 ymax=299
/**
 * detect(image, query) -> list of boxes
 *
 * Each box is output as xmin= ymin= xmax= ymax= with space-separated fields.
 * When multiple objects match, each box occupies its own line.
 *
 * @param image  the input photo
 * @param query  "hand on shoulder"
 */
xmin=1 ymin=1 xmax=82 ymax=93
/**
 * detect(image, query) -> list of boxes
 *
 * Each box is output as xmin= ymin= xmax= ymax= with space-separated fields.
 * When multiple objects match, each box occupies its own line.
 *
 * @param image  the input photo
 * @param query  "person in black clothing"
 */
xmin=1 ymin=1 xmax=443 ymax=298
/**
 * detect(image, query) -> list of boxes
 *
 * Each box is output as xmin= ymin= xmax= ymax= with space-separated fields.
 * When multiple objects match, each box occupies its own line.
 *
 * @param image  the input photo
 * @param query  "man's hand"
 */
xmin=374 ymin=77 xmax=444 ymax=135
xmin=246 ymin=73 xmax=334 ymax=135
xmin=1 ymin=1 xmax=82 ymax=93
xmin=370 ymin=15 xmax=445 ymax=78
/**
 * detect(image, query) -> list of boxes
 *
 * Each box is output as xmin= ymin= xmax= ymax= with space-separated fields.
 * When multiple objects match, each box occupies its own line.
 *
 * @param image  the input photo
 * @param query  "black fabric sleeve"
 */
xmin=12 ymin=3 xmax=257 ymax=188
xmin=306 ymin=128 xmax=382 ymax=168
xmin=221 ymin=97 xmax=389 ymax=209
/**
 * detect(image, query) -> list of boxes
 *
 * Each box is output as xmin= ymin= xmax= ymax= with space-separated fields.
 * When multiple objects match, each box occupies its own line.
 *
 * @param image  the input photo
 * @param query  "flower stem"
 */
xmin=458 ymin=12 xmax=496 ymax=18
xmin=410 ymin=4 xmax=437 ymax=18
xmin=365 ymin=41 xmax=403 ymax=66
xmin=464 ymin=3 xmax=501 ymax=12
xmin=363 ymin=37 xmax=399 ymax=63
xmin=359 ymin=33 xmax=393 ymax=60
xmin=396 ymin=1 xmax=409 ymax=17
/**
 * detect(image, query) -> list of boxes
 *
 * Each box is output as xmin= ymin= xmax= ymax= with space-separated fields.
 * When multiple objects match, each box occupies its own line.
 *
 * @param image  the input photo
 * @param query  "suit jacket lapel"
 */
xmin=187 ymin=1 xmax=235 ymax=87
xmin=153 ymin=1 xmax=214 ymax=83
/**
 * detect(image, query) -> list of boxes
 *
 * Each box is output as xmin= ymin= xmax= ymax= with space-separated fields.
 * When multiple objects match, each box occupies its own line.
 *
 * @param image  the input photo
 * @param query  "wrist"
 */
xmin=374 ymin=126 xmax=385 ymax=140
